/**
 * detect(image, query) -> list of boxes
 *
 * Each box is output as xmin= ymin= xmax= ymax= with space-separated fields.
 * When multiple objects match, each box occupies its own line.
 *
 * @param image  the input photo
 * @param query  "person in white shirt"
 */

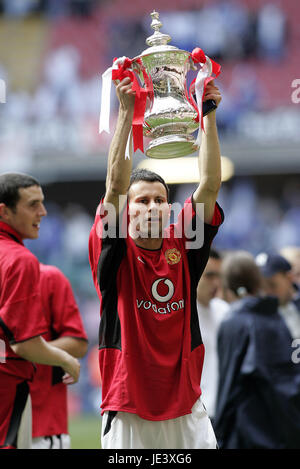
xmin=196 ymin=249 xmax=229 ymax=421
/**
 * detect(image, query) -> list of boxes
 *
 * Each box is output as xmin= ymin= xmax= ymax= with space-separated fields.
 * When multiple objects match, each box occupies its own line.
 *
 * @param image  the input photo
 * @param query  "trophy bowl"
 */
xmin=132 ymin=11 xmax=213 ymax=159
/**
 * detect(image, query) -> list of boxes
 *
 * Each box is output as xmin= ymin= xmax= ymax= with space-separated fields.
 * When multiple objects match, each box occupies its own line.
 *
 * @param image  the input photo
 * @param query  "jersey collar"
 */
xmin=0 ymin=221 xmax=24 ymax=245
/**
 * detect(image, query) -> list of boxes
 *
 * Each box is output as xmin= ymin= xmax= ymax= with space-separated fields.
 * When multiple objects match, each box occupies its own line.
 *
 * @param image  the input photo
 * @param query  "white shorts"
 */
xmin=17 ymin=394 xmax=32 ymax=449
xmin=101 ymin=398 xmax=217 ymax=449
xmin=31 ymin=434 xmax=71 ymax=449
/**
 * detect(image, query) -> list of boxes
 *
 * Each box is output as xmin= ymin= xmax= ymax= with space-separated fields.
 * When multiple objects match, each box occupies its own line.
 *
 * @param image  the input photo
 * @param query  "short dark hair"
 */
xmin=128 ymin=168 xmax=170 ymax=202
xmin=222 ymin=251 xmax=262 ymax=296
xmin=0 ymin=172 xmax=40 ymax=210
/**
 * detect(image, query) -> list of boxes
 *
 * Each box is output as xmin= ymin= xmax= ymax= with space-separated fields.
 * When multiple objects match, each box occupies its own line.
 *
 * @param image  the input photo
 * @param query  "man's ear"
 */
xmin=0 ymin=203 xmax=5 ymax=219
xmin=0 ymin=203 xmax=11 ymax=221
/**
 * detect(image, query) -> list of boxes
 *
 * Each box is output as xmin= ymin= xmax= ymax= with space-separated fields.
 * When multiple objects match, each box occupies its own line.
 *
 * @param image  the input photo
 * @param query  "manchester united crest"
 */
xmin=165 ymin=248 xmax=181 ymax=265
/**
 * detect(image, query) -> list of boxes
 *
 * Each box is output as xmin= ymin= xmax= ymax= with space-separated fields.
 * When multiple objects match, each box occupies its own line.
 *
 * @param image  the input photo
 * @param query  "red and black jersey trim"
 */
xmin=97 ymin=226 xmax=127 ymax=350
xmin=0 ymin=317 xmax=15 ymax=344
xmin=0 ymin=380 xmax=29 ymax=449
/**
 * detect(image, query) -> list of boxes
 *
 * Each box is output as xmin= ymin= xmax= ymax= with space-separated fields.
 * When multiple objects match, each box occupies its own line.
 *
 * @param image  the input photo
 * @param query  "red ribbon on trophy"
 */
xmin=99 ymin=56 xmax=153 ymax=157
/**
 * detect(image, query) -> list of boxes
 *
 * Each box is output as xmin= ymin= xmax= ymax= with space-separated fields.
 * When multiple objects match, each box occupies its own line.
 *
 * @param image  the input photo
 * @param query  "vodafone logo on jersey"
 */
xmin=137 ymin=278 xmax=185 ymax=315
xmin=151 ymin=278 xmax=174 ymax=302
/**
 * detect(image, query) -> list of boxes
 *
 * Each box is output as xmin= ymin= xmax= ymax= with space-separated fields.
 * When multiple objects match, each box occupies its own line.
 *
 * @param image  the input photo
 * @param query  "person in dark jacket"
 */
xmin=214 ymin=250 xmax=300 ymax=449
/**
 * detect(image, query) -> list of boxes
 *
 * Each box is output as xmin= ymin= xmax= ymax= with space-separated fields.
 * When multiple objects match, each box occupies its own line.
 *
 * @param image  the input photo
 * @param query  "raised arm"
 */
xmin=192 ymin=81 xmax=222 ymax=224
xmin=104 ymin=76 xmax=136 ymax=218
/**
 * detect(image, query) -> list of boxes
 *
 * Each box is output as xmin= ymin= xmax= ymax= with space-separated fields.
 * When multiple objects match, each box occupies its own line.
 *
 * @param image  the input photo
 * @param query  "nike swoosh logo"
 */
xmin=137 ymin=256 xmax=145 ymax=264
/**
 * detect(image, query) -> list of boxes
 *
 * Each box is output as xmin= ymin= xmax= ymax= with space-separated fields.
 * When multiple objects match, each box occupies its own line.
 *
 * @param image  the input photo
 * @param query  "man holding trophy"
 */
xmin=89 ymin=12 xmax=223 ymax=449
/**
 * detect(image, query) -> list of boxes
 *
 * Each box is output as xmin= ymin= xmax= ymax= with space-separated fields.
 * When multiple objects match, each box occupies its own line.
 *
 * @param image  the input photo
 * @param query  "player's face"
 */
xmin=197 ymin=257 xmax=222 ymax=305
xmin=4 ymin=185 xmax=47 ymax=240
xmin=263 ymin=272 xmax=294 ymax=306
xmin=128 ymin=181 xmax=170 ymax=238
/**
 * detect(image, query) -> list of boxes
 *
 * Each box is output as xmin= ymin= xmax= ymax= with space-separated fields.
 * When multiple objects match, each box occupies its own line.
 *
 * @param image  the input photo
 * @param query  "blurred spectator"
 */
xmin=108 ymin=18 xmax=146 ymax=62
xmin=196 ymin=248 xmax=229 ymax=421
xmin=159 ymin=11 xmax=201 ymax=53
xmin=0 ymin=0 xmax=96 ymax=18
xmin=256 ymin=2 xmax=286 ymax=61
xmin=256 ymin=252 xmax=300 ymax=339
xmin=33 ymin=46 xmax=82 ymax=120
xmin=42 ymin=0 xmax=70 ymax=18
xmin=217 ymin=64 xmax=263 ymax=131
xmin=195 ymin=4 xmax=228 ymax=60
xmin=69 ymin=0 xmax=95 ymax=17
xmin=215 ymin=179 xmax=258 ymax=250
xmin=215 ymin=250 xmax=300 ymax=449
xmin=62 ymin=203 xmax=93 ymax=264
xmin=2 ymin=0 xmax=39 ymax=17
xmin=161 ymin=1 xmax=252 ymax=61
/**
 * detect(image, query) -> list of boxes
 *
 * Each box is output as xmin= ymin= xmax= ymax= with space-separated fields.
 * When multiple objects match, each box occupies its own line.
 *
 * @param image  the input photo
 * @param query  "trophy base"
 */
xmin=145 ymin=135 xmax=199 ymax=159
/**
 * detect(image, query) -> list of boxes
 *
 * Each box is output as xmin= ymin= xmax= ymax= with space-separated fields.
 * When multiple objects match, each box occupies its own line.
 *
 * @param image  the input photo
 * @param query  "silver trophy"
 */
xmin=132 ymin=11 xmax=215 ymax=159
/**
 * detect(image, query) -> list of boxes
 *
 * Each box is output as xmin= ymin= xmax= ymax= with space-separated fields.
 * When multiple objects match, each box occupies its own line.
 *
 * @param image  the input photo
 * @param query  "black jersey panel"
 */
xmin=97 ymin=231 xmax=127 ymax=350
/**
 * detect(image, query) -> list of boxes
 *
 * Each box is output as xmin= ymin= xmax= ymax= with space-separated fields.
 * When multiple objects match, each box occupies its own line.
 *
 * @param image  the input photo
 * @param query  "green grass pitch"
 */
xmin=69 ymin=414 xmax=102 ymax=449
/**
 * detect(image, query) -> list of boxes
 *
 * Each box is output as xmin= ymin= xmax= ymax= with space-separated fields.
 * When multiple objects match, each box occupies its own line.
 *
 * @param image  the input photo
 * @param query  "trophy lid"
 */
xmin=139 ymin=11 xmax=179 ymax=57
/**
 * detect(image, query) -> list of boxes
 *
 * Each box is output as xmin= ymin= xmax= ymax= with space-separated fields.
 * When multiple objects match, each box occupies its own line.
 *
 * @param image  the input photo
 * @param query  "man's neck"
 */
xmin=197 ymin=297 xmax=210 ymax=308
xmin=133 ymin=236 xmax=163 ymax=250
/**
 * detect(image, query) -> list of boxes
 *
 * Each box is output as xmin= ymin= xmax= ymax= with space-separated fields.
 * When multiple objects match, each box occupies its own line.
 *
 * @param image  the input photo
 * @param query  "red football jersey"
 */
xmin=0 ymin=221 xmax=48 ymax=448
xmin=0 ymin=222 xmax=47 ymax=381
xmin=29 ymin=264 xmax=88 ymax=438
xmin=89 ymin=196 xmax=223 ymax=421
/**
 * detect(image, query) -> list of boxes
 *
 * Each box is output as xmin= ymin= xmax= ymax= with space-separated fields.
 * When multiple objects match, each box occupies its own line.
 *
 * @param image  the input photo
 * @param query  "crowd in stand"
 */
xmin=0 ymin=1 xmax=288 ymax=130
xmin=0 ymin=0 xmax=96 ymax=17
